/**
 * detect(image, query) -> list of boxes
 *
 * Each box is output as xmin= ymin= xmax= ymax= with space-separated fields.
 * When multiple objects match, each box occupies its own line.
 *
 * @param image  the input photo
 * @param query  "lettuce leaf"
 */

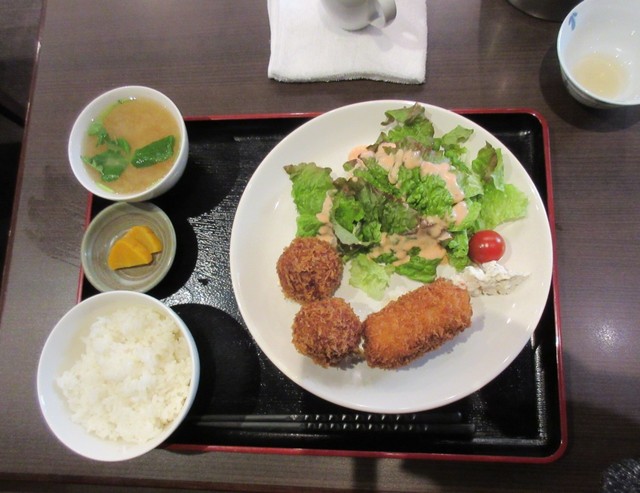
xmin=331 ymin=179 xmax=418 ymax=251
xmin=472 ymin=143 xmax=504 ymax=191
xmin=444 ymin=230 xmax=471 ymax=271
xmin=440 ymin=125 xmax=473 ymax=150
xmin=349 ymin=254 xmax=393 ymax=300
xmin=284 ymin=163 xmax=335 ymax=237
xmin=349 ymin=157 xmax=400 ymax=197
xmin=332 ymin=185 xmax=380 ymax=246
xmin=457 ymin=171 xmax=484 ymax=199
xmin=396 ymin=166 xmax=454 ymax=218
xmin=449 ymin=200 xmax=480 ymax=233
xmin=379 ymin=103 xmax=435 ymax=147
xmin=477 ymin=183 xmax=529 ymax=230
xmin=394 ymin=256 xmax=441 ymax=283
xmin=382 ymin=104 xmax=428 ymax=126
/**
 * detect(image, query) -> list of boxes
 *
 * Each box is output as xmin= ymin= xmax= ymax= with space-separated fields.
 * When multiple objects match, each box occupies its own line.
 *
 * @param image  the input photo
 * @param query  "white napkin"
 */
xmin=267 ymin=0 xmax=427 ymax=84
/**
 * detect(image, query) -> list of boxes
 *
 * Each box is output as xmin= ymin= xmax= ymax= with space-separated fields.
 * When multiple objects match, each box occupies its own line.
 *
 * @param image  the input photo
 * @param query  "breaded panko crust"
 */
xmin=292 ymin=297 xmax=363 ymax=367
xmin=363 ymin=278 xmax=472 ymax=369
xmin=277 ymin=237 xmax=343 ymax=304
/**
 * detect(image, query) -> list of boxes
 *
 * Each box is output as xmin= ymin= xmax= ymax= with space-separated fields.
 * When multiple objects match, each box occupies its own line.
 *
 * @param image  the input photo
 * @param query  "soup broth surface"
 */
xmin=572 ymin=52 xmax=629 ymax=100
xmin=83 ymin=97 xmax=181 ymax=195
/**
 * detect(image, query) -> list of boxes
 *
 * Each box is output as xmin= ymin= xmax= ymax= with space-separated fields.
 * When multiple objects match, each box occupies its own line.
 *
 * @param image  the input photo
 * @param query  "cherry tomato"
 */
xmin=469 ymin=230 xmax=505 ymax=264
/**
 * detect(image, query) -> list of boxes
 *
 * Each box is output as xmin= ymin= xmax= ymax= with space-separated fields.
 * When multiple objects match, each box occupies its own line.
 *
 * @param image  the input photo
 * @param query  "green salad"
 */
xmin=285 ymin=104 xmax=529 ymax=300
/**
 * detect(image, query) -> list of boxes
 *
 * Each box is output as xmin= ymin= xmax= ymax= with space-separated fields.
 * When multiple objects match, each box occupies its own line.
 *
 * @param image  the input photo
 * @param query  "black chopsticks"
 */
xmin=188 ymin=412 xmax=475 ymax=437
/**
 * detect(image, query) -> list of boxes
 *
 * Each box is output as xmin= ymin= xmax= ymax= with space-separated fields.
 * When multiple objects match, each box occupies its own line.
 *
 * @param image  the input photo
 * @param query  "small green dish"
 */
xmin=81 ymin=202 xmax=176 ymax=293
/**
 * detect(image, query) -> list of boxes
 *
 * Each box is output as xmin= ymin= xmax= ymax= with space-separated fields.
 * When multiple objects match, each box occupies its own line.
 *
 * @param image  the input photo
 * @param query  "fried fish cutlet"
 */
xmin=276 ymin=237 xmax=343 ymax=304
xmin=292 ymin=297 xmax=363 ymax=367
xmin=363 ymin=278 xmax=472 ymax=369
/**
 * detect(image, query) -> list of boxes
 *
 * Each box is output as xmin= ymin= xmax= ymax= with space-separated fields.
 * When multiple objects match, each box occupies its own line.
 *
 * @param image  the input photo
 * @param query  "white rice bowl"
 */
xmin=37 ymin=291 xmax=199 ymax=462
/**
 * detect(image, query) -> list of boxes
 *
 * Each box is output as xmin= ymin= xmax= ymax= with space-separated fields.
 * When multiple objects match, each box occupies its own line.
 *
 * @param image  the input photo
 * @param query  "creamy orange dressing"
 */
xmin=317 ymin=225 xmax=335 ymax=245
xmin=316 ymin=194 xmax=332 ymax=224
xmin=348 ymin=145 xmax=369 ymax=161
xmin=451 ymin=200 xmax=468 ymax=226
xmin=315 ymin=194 xmax=336 ymax=244
xmin=416 ymin=161 xmax=465 ymax=202
xmin=368 ymin=231 xmax=446 ymax=266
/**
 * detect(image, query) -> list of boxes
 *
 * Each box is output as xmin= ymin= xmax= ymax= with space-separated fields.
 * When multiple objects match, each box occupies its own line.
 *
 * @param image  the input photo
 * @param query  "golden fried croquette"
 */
xmin=292 ymin=297 xmax=363 ymax=367
xmin=276 ymin=237 xmax=343 ymax=304
xmin=363 ymin=278 xmax=472 ymax=369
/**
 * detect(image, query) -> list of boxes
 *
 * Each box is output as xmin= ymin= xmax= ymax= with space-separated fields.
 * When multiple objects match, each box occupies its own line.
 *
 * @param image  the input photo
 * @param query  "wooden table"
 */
xmin=2 ymin=1 xmax=639 ymax=491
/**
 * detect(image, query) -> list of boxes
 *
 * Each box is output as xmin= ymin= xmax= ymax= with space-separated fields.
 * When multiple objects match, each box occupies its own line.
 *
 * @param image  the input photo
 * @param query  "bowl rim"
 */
xmin=556 ymin=0 xmax=640 ymax=107
xmin=68 ymin=85 xmax=189 ymax=202
xmin=36 ymin=291 xmax=200 ymax=461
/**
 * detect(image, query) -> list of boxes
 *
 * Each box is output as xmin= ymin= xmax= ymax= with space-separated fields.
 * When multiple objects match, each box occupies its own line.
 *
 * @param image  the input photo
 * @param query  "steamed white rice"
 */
xmin=56 ymin=305 xmax=192 ymax=444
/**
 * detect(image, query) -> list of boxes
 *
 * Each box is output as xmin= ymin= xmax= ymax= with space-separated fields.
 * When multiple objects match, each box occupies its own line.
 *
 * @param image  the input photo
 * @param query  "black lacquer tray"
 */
xmin=80 ymin=109 xmax=567 ymax=462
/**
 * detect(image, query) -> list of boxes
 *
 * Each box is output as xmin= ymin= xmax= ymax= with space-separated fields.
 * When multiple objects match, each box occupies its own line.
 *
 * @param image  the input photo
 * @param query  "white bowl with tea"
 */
xmin=68 ymin=86 xmax=189 ymax=201
xmin=557 ymin=0 xmax=640 ymax=109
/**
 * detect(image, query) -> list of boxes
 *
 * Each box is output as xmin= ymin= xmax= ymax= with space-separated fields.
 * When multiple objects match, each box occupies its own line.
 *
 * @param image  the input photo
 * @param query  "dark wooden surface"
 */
xmin=2 ymin=1 xmax=639 ymax=491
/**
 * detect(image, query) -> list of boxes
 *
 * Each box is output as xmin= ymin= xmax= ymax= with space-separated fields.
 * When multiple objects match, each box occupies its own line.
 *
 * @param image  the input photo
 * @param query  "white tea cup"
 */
xmin=321 ymin=0 xmax=397 ymax=31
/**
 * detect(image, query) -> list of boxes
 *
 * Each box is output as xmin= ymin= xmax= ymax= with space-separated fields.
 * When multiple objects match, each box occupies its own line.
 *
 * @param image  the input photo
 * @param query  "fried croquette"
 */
xmin=292 ymin=297 xmax=363 ymax=367
xmin=363 ymin=278 xmax=472 ymax=369
xmin=276 ymin=237 xmax=343 ymax=304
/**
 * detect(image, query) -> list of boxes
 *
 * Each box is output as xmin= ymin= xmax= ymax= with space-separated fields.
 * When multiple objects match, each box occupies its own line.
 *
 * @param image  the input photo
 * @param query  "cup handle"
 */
xmin=371 ymin=0 xmax=397 ymax=27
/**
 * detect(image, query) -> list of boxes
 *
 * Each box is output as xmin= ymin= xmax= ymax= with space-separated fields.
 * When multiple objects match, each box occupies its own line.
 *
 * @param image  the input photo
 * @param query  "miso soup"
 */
xmin=82 ymin=97 xmax=181 ymax=195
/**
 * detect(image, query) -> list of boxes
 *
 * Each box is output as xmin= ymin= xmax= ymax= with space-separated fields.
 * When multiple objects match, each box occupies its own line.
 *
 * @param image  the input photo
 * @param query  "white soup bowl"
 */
xmin=557 ymin=0 xmax=640 ymax=108
xmin=68 ymin=85 xmax=189 ymax=201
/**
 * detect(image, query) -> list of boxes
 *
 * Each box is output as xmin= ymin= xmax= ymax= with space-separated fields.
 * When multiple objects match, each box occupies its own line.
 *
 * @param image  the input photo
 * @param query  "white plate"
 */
xmin=230 ymin=100 xmax=553 ymax=413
